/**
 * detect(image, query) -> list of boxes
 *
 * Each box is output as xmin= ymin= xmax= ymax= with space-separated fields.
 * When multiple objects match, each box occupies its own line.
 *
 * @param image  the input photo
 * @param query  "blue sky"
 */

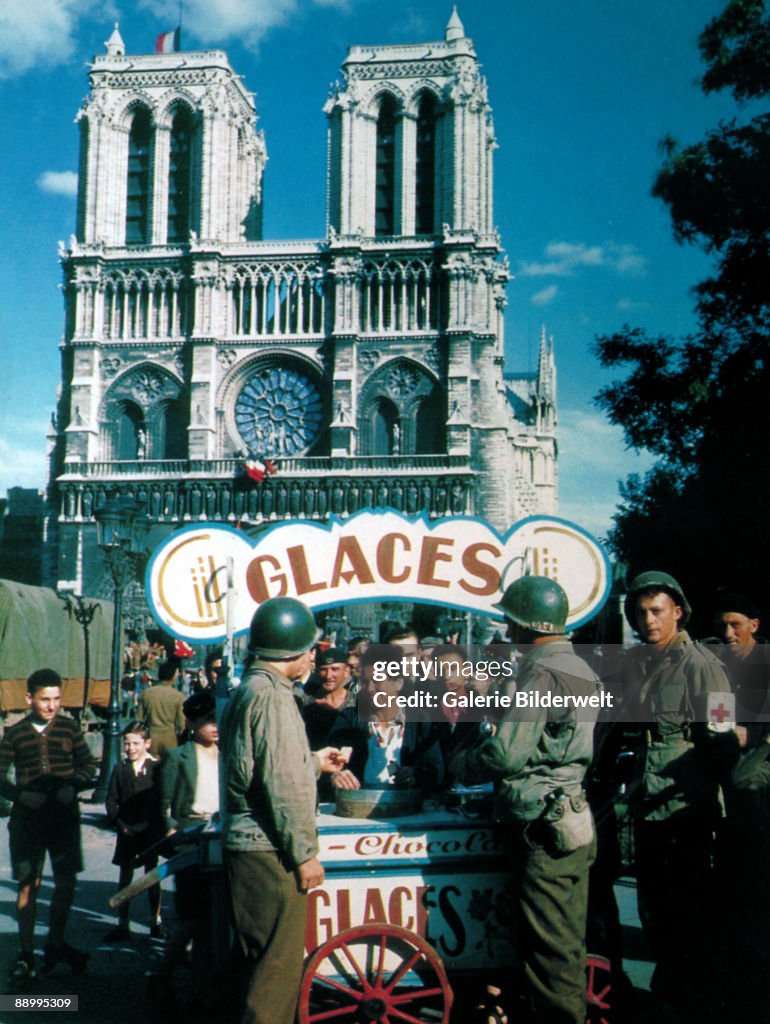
xmin=0 ymin=0 xmax=740 ymax=537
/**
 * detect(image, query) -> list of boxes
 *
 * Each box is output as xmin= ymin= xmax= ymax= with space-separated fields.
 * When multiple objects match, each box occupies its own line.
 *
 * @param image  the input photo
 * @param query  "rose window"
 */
xmin=234 ymin=366 xmax=324 ymax=456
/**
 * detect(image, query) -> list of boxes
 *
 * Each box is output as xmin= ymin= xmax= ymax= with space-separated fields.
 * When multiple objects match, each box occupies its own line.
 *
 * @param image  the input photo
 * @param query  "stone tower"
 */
xmin=46 ymin=12 xmax=557 ymax=604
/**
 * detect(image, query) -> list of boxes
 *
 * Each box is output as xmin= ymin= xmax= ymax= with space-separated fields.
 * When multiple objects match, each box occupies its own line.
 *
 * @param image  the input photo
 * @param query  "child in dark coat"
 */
xmin=104 ymin=720 xmax=165 ymax=940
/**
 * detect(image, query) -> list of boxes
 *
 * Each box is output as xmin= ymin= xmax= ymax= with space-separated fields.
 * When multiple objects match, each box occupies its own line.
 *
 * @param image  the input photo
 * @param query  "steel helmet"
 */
xmin=248 ymin=597 xmax=321 ymax=659
xmin=493 ymin=575 xmax=569 ymax=634
xmin=623 ymin=570 xmax=692 ymax=629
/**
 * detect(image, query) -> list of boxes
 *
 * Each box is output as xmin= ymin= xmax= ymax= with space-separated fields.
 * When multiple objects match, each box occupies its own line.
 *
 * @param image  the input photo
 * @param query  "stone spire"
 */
xmin=445 ymin=6 xmax=465 ymax=42
xmin=536 ymin=325 xmax=556 ymax=411
xmin=104 ymin=23 xmax=125 ymax=57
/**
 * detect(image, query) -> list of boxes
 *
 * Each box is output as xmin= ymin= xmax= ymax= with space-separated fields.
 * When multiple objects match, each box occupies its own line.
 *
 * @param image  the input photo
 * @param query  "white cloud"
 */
xmin=0 ymin=435 xmax=48 ymax=494
xmin=139 ymin=0 xmax=348 ymax=50
xmin=556 ymin=494 xmax=616 ymax=542
xmin=610 ymin=243 xmax=646 ymax=276
xmin=0 ymin=0 xmax=106 ymax=79
xmin=519 ymin=240 xmax=646 ymax=279
xmin=559 ymin=407 xmax=652 ymax=474
xmin=616 ymin=297 xmax=648 ymax=312
xmin=531 ymin=284 xmax=558 ymax=306
xmin=557 ymin=407 xmax=654 ymax=537
xmin=0 ymin=0 xmax=341 ymax=77
xmin=38 ymin=171 xmax=78 ymax=197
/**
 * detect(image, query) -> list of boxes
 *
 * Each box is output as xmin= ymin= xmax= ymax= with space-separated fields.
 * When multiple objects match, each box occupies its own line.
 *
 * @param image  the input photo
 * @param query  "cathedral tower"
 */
xmin=47 ymin=13 xmax=556 ymax=606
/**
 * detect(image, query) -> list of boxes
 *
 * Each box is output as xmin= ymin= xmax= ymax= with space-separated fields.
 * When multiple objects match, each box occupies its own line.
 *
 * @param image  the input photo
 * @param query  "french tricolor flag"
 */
xmin=244 ymin=457 xmax=277 ymax=483
xmin=156 ymin=28 xmax=181 ymax=53
xmin=174 ymin=639 xmax=194 ymax=659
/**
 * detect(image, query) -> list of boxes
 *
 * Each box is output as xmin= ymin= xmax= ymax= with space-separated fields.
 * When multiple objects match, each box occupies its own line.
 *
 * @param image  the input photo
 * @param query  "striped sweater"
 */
xmin=0 ymin=714 xmax=96 ymax=801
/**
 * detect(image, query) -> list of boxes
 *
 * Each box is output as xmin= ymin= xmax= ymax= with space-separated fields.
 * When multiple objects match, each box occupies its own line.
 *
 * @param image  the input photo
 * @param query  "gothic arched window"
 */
xmin=126 ymin=109 xmax=152 ymax=244
xmin=115 ymin=401 xmax=144 ymax=460
xmin=167 ymin=108 xmax=194 ymax=243
xmin=359 ymin=359 xmax=445 ymax=456
xmin=102 ymin=366 xmax=186 ymax=461
xmin=415 ymin=92 xmax=437 ymax=235
xmin=375 ymin=96 xmax=397 ymax=237
xmin=370 ymin=398 xmax=399 ymax=455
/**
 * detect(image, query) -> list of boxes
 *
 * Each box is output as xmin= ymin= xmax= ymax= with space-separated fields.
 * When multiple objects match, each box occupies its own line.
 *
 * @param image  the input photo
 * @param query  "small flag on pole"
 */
xmin=174 ymin=639 xmax=194 ymax=659
xmin=156 ymin=28 xmax=181 ymax=53
xmin=244 ymin=457 xmax=277 ymax=483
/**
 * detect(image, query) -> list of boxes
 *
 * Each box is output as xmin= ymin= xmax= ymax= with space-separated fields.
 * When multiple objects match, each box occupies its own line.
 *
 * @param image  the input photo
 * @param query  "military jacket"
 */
xmin=620 ymin=630 xmax=730 ymax=822
xmin=451 ymin=640 xmax=602 ymax=823
xmin=220 ymin=660 xmax=319 ymax=868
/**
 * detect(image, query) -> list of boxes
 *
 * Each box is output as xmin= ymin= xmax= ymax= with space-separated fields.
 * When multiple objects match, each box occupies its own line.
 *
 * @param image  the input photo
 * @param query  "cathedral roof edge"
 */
xmin=92 ymin=49 xmax=236 ymax=72
xmin=343 ymin=37 xmax=476 ymax=67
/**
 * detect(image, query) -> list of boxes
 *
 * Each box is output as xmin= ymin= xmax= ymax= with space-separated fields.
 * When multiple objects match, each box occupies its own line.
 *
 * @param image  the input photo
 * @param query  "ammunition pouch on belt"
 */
xmin=541 ymin=790 xmax=594 ymax=854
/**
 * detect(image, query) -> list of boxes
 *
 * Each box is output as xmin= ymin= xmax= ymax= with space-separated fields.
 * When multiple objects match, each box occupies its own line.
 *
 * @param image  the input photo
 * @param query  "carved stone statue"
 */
xmin=391 ymin=421 xmax=401 ymax=455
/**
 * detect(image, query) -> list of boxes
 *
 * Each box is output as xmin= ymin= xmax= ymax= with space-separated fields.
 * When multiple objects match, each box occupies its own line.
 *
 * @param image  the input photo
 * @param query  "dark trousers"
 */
xmin=634 ymin=817 xmax=715 ymax=1002
xmin=226 ymin=849 xmax=308 ymax=1024
xmin=714 ymin=822 xmax=770 ymax=1023
xmin=509 ymin=831 xmax=596 ymax=1024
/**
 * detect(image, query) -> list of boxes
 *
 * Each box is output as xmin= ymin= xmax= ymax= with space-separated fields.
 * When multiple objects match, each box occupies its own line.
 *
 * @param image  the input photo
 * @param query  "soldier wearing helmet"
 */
xmin=451 ymin=575 xmax=602 ymax=1024
xmin=220 ymin=597 xmax=345 ymax=1024
xmin=620 ymin=570 xmax=731 ymax=1010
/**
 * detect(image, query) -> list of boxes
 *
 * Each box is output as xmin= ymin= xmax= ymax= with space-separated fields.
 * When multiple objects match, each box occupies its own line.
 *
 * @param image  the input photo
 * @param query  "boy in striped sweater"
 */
xmin=0 ymin=669 xmax=96 ymax=982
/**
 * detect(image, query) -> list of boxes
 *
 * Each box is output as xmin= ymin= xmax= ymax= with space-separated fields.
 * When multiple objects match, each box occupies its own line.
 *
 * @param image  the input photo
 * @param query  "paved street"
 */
xmin=0 ymin=803 xmax=656 ymax=1024
xmin=0 ymin=805 xmax=171 ymax=1024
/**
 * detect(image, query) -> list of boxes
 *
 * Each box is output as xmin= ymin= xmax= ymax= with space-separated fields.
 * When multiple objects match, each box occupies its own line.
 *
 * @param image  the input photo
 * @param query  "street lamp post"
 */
xmin=60 ymin=592 xmax=99 ymax=720
xmin=91 ymin=497 xmax=150 ymax=805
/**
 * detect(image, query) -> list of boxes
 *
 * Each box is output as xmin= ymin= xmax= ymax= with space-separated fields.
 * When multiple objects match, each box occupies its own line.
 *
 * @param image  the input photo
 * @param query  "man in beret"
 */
xmin=302 ymin=648 xmax=354 ymax=769
xmin=712 ymin=592 xmax=770 ymax=731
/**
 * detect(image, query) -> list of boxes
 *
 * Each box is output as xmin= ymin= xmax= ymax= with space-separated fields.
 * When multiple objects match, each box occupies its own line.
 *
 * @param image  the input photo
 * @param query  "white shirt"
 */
xmin=363 ymin=719 xmax=405 ymax=786
xmin=191 ymin=743 xmax=219 ymax=817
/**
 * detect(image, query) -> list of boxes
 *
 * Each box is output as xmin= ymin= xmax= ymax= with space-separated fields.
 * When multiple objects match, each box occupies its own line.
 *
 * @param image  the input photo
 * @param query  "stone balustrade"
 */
xmin=57 ymin=467 xmax=475 ymax=524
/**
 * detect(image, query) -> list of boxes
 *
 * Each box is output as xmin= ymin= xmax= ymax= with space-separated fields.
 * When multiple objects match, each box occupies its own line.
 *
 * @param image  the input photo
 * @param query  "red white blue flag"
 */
xmin=156 ymin=28 xmax=181 ymax=53
xmin=244 ymin=457 xmax=277 ymax=483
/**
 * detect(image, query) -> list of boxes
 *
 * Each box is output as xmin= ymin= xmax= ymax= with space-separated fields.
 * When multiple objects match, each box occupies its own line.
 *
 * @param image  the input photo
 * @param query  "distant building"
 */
xmin=0 ymin=488 xmax=44 ymax=585
xmin=45 ymin=12 xmax=557 ymax=600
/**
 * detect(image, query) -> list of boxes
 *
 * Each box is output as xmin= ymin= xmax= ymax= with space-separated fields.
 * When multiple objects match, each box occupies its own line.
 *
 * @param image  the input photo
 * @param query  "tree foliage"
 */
xmin=594 ymin=0 xmax=770 ymax=622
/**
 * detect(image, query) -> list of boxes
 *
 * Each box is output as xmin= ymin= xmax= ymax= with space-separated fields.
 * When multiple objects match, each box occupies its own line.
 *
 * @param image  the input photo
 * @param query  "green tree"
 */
xmin=594 ymin=0 xmax=770 ymax=622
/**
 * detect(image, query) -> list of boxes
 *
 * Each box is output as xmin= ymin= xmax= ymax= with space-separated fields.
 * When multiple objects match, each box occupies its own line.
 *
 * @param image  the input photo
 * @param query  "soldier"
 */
xmin=451 ymin=576 xmax=601 ymax=1024
xmin=711 ymin=591 xmax=770 ymax=733
xmin=710 ymin=592 xmax=770 ymax=1021
xmin=138 ymin=660 xmax=185 ymax=759
xmin=620 ymin=571 xmax=731 ymax=1008
xmin=220 ymin=597 xmax=343 ymax=1024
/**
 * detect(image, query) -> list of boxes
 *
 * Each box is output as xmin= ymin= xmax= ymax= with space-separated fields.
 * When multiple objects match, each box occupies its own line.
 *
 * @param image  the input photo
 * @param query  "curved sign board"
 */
xmin=145 ymin=510 xmax=611 ymax=644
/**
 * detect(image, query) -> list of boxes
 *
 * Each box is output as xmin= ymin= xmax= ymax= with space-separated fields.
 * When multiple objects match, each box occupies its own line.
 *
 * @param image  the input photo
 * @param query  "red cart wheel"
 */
xmin=585 ymin=954 xmax=612 ymax=1024
xmin=298 ymin=923 xmax=453 ymax=1024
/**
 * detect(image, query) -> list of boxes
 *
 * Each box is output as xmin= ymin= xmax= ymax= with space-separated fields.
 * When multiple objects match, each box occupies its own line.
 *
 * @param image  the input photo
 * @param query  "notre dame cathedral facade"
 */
xmin=45 ymin=11 xmax=557 ymax=607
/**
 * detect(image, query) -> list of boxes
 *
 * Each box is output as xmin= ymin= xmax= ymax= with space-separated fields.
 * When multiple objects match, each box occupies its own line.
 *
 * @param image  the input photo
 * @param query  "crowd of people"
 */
xmin=0 ymin=572 xmax=768 ymax=1024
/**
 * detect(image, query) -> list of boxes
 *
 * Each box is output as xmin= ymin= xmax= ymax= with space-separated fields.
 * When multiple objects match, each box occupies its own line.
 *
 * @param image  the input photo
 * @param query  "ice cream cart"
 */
xmin=299 ymin=802 xmax=612 ymax=1024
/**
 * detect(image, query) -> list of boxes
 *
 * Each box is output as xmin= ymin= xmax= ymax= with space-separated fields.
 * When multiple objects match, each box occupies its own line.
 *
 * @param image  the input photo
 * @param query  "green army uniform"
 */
xmin=221 ymin=661 xmax=320 ymax=1024
xmin=620 ymin=629 xmax=730 ymax=1001
xmin=138 ymin=682 xmax=185 ymax=758
xmin=220 ymin=596 xmax=323 ymax=1024
xmin=452 ymin=640 xmax=602 ymax=1024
